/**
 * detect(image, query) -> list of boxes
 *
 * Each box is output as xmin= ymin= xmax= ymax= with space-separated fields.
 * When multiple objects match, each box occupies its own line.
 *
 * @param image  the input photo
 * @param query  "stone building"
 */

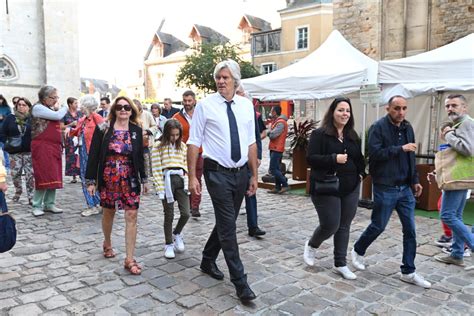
xmin=333 ymin=0 xmax=474 ymax=60
xmin=0 ymin=0 xmax=80 ymax=103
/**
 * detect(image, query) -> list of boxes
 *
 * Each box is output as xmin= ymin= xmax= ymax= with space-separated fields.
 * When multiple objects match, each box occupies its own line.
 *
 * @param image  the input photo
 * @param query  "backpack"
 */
xmin=0 ymin=191 xmax=16 ymax=253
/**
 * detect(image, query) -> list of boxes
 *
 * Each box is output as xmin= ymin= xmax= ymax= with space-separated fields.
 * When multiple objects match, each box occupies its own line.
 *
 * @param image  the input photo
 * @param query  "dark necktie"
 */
xmin=225 ymin=100 xmax=241 ymax=162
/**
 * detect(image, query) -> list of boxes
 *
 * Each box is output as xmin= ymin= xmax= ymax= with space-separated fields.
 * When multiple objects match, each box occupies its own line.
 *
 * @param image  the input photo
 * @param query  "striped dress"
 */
xmin=151 ymin=142 xmax=188 ymax=198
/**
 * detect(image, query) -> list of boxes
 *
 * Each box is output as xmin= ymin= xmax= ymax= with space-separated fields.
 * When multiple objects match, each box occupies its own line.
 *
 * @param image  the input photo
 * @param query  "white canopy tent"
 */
xmin=242 ymin=30 xmax=378 ymax=101
xmin=379 ymin=33 xmax=474 ymax=102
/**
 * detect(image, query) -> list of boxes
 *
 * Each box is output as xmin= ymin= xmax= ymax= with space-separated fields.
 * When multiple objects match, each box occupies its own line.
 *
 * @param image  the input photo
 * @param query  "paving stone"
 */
xmin=207 ymin=294 xmax=238 ymax=313
xmin=96 ymin=305 xmax=130 ymax=316
xmin=0 ymin=280 xmax=19 ymax=291
xmin=95 ymin=279 xmax=125 ymax=293
xmin=353 ymin=290 xmax=383 ymax=303
xmin=68 ymin=287 xmax=99 ymax=301
xmin=456 ymin=293 xmax=474 ymax=305
xmin=0 ymin=298 xmax=18 ymax=310
xmin=276 ymin=284 xmax=302 ymax=297
xmin=121 ymin=297 xmax=156 ymax=313
xmin=57 ymin=281 xmax=85 ymax=292
xmin=18 ymin=282 xmax=49 ymax=293
xmin=150 ymin=288 xmax=179 ymax=303
xmin=446 ymin=277 xmax=472 ymax=286
xmin=117 ymin=284 xmax=154 ymax=299
xmin=192 ymin=275 xmax=222 ymax=288
xmin=277 ymin=301 xmax=315 ymax=316
xmin=19 ymin=287 xmax=58 ymax=304
xmin=63 ymin=302 xmax=94 ymax=315
xmin=184 ymin=304 xmax=219 ymax=316
xmin=41 ymin=295 xmax=71 ymax=310
xmin=176 ymin=295 xmax=206 ymax=309
xmin=22 ymin=274 xmax=48 ymax=284
xmin=293 ymin=293 xmax=332 ymax=310
xmin=0 ymin=272 xmax=20 ymax=282
xmin=8 ymin=303 xmax=43 ymax=316
xmin=171 ymin=281 xmax=200 ymax=295
xmin=365 ymin=303 xmax=395 ymax=315
xmin=149 ymin=275 xmax=178 ymax=289
xmin=160 ymin=262 xmax=186 ymax=273
xmin=90 ymin=293 xmax=125 ymax=309
xmin=251 ymin=281 xmax=277 ymax=293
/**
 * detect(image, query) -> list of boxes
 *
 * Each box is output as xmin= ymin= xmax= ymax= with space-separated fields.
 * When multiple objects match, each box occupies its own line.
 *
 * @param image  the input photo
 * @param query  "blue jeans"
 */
xmin=269 ymin=151 xmax=287 ymax=190
xmin=354 ymin=184 xmax=417 ymax=274
xmin=440 ymin=190 xmax=474 ymax=259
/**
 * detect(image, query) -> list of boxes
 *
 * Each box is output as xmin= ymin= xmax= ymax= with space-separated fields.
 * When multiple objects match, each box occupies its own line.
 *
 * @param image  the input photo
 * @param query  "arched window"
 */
xmin=0 ymin=56 xmax=17 ymax=80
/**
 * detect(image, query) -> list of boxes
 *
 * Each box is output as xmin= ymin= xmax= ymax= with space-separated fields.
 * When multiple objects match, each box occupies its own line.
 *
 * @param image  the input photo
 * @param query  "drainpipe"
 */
xmin=427 ymin=0 xmax=432 ymax=50
xmin=402 ymin=0 xmax=408 ymax=57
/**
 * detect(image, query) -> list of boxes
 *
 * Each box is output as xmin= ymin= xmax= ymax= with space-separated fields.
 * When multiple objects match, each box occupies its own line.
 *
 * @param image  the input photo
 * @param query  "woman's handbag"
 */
xmin=4 ymin=136 xmax=22 ymax=154
xmin=0 ymin=192 xmax=16 ymax=253
xmin=313 ymin=173 xmax=340 ymax=195
xmin=435 ymin=148 xmax=474 ymax=190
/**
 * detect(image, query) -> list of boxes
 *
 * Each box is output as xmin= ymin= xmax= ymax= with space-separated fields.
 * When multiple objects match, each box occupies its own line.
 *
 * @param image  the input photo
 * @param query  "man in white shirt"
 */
xmin=188 ymin=59 xmax=258 ymax=302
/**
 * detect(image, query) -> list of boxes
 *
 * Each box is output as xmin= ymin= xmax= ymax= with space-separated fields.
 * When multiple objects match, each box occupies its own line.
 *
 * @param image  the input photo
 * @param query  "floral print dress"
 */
xmin=100 ymin=130 xmax=140 ymax=210
xmin=62 ymin=111 xmax=83 ymax=176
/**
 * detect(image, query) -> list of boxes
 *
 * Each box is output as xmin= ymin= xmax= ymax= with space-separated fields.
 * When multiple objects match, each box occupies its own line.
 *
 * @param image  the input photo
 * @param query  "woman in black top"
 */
xmin=304 ymin=97 xmax=365 ymax=280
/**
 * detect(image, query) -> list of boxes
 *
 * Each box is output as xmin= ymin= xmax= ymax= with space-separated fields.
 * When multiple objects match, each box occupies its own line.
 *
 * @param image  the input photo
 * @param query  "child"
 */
xmin=151 ymin=119 xmax=190 ymax=259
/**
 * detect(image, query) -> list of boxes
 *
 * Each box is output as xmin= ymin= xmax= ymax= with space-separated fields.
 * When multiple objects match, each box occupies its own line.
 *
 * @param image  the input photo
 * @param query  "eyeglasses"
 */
xmin=445 ymin=103 xmax=459 ymax=109
xmin=116 ymin=104 xmax=132 ymax=111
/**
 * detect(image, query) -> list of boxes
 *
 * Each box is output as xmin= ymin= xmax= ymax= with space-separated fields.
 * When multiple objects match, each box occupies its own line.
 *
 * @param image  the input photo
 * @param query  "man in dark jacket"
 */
xmin=351 ymin=95 xmax=431 ymax=288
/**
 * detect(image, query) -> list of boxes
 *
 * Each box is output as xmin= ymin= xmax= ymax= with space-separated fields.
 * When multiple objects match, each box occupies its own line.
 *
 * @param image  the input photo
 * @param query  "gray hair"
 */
xmin=236 ymin=83 xmax=252 ymax=101
xmin=80 ymin=95 xmax=98 ymax=114
xmin=213 ymin=59 xmax=241 ymax=89
xmin=38 ymin=85 xmax=57 ymax=102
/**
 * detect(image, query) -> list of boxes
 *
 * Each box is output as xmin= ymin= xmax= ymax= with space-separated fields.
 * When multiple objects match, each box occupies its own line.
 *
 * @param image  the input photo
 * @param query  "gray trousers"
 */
xmin=162 ymin=175 xmax=190 ymax=244
xmin=309 ymin=183 xmax=360 ymax=267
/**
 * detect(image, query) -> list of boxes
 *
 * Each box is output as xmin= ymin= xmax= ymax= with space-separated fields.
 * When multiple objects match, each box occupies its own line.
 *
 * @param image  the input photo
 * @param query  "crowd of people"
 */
xmin=0 ymin=59 xmax=472 ymax=302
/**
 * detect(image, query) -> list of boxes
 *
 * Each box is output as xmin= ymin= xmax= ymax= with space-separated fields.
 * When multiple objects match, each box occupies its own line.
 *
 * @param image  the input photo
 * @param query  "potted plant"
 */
xmin=288 ymin=119 xmax=318 ymax=180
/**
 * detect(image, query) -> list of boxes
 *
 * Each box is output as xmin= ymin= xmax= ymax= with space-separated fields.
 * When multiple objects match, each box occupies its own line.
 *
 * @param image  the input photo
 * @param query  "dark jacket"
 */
xmin=0 ymin=105 xmax=12 ymax=143
xmin=85 ymin=122 xmax=147 ymax=193
xmin=2 ymin=114 xmax=32 ymax=153
xmin=307 ymin=128 xmax=365 ymax=196
xmin=162 ymin=107 xmax=179 ymax=119
xmin=368 ymin=115 xmax=419 ymax=186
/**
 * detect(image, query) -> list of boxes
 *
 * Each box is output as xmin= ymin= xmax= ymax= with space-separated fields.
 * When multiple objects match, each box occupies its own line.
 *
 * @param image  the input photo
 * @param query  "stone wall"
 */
xmin=333 ymin=0 xmax=474 ymax=61
xmin=0 ymin=0 xmax=80 ymax=102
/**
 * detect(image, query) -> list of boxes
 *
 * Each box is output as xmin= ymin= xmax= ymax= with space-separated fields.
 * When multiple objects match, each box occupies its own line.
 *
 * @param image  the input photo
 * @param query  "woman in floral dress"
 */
xmin=62 ymin=97 xmax=83 ymax=183
xmin=85 ymin=96 xmax=148 ymax=275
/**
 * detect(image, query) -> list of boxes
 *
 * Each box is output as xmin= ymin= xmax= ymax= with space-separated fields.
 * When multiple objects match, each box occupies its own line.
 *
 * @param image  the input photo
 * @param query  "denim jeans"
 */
xmin=245 ymin=194 xmax=258 ymax=229
xmin=440 ymin=190 xmax=474 ymax=259
xmin=354 ymin=184 xmax=417 ymax=274
xmin=269 ymin=151 xmax=287 ymax=190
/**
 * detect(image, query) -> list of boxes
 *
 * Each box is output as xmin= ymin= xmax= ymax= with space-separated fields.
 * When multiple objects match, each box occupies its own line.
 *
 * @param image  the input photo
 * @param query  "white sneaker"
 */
xmin=44 ymin=206 xmax=63 ymax=214
xmin=351 ymin=248 xmax=366 ymax=270
xmin=164 ymin=244 xmax=175 ymax=259
xmin=173 ymin=233 xmax=185 ymax=253
xmin=303 ymin=240 xmax=316 ymax=266
xmin=81 ymin=207 xmax=100 ymax=217
xmin=32 ymin=208 xmax=45 ymax=217
xmin=333 ymin=266 xmax=357 ymax=280
xmin=400 ymin=272 xmax=431 ymax=289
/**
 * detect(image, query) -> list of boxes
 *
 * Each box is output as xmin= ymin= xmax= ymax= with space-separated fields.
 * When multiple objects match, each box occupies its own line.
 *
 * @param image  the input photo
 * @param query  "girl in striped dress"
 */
xmin=151 ymin=119 xmax=190 ymax=259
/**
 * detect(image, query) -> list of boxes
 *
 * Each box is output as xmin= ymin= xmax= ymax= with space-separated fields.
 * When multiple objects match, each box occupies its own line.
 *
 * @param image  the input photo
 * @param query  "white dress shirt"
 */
xmin=188 ymin=92 xmax=256 ymax=168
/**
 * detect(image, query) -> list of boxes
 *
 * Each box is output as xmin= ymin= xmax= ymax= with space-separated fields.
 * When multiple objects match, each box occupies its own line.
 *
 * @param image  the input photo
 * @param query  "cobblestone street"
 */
xmin=1 ymin=158 xmax=474 ymax=315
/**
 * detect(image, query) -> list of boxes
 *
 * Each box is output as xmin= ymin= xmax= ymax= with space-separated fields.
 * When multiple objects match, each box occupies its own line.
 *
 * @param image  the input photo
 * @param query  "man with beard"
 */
xmin=433 ymin=94 xmax=474 ymax=270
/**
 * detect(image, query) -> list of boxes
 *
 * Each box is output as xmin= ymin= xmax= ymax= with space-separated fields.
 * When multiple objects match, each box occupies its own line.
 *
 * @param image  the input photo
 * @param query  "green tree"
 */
xmin=176 ymin=43 xmax=260 ymax=93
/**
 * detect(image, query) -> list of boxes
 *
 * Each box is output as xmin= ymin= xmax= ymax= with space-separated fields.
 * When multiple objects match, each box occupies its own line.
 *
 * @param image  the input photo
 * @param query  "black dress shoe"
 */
xmin=200 ymin=260 xmax=224 ymax=280
xmin=236 ymin=283 xmax=256 ymax=302
xmin=248 ymin=227 xmax=266 ymax=237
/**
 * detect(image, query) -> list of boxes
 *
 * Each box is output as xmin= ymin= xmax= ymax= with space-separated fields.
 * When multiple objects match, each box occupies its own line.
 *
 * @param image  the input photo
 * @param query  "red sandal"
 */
xmin=103 ymin=243 xmax=116 ymax=258
xmin=124 ymin=258 xmax=142 ymax=275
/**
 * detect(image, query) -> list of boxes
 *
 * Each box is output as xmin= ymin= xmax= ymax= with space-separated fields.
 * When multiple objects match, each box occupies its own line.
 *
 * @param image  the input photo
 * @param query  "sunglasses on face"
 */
xmin=116 ymin=104 xmax=132 ymax=111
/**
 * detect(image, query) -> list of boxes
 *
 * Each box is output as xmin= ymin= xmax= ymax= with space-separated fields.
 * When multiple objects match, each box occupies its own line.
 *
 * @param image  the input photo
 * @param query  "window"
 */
xmin=261 ymin=63 xmax=276 ymax=74
xmin=0 ymin=57 xmax=17 ymax=80
xmin=296 ymin=27 xmax=308 ymax=50
xmin=252 ymin=30 xmax=281 ymax=55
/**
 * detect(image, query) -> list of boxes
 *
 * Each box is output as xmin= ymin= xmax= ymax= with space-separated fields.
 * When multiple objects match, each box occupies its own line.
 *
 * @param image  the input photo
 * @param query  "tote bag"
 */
xmin=435 ymin=148 xmax=474 ymax=190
